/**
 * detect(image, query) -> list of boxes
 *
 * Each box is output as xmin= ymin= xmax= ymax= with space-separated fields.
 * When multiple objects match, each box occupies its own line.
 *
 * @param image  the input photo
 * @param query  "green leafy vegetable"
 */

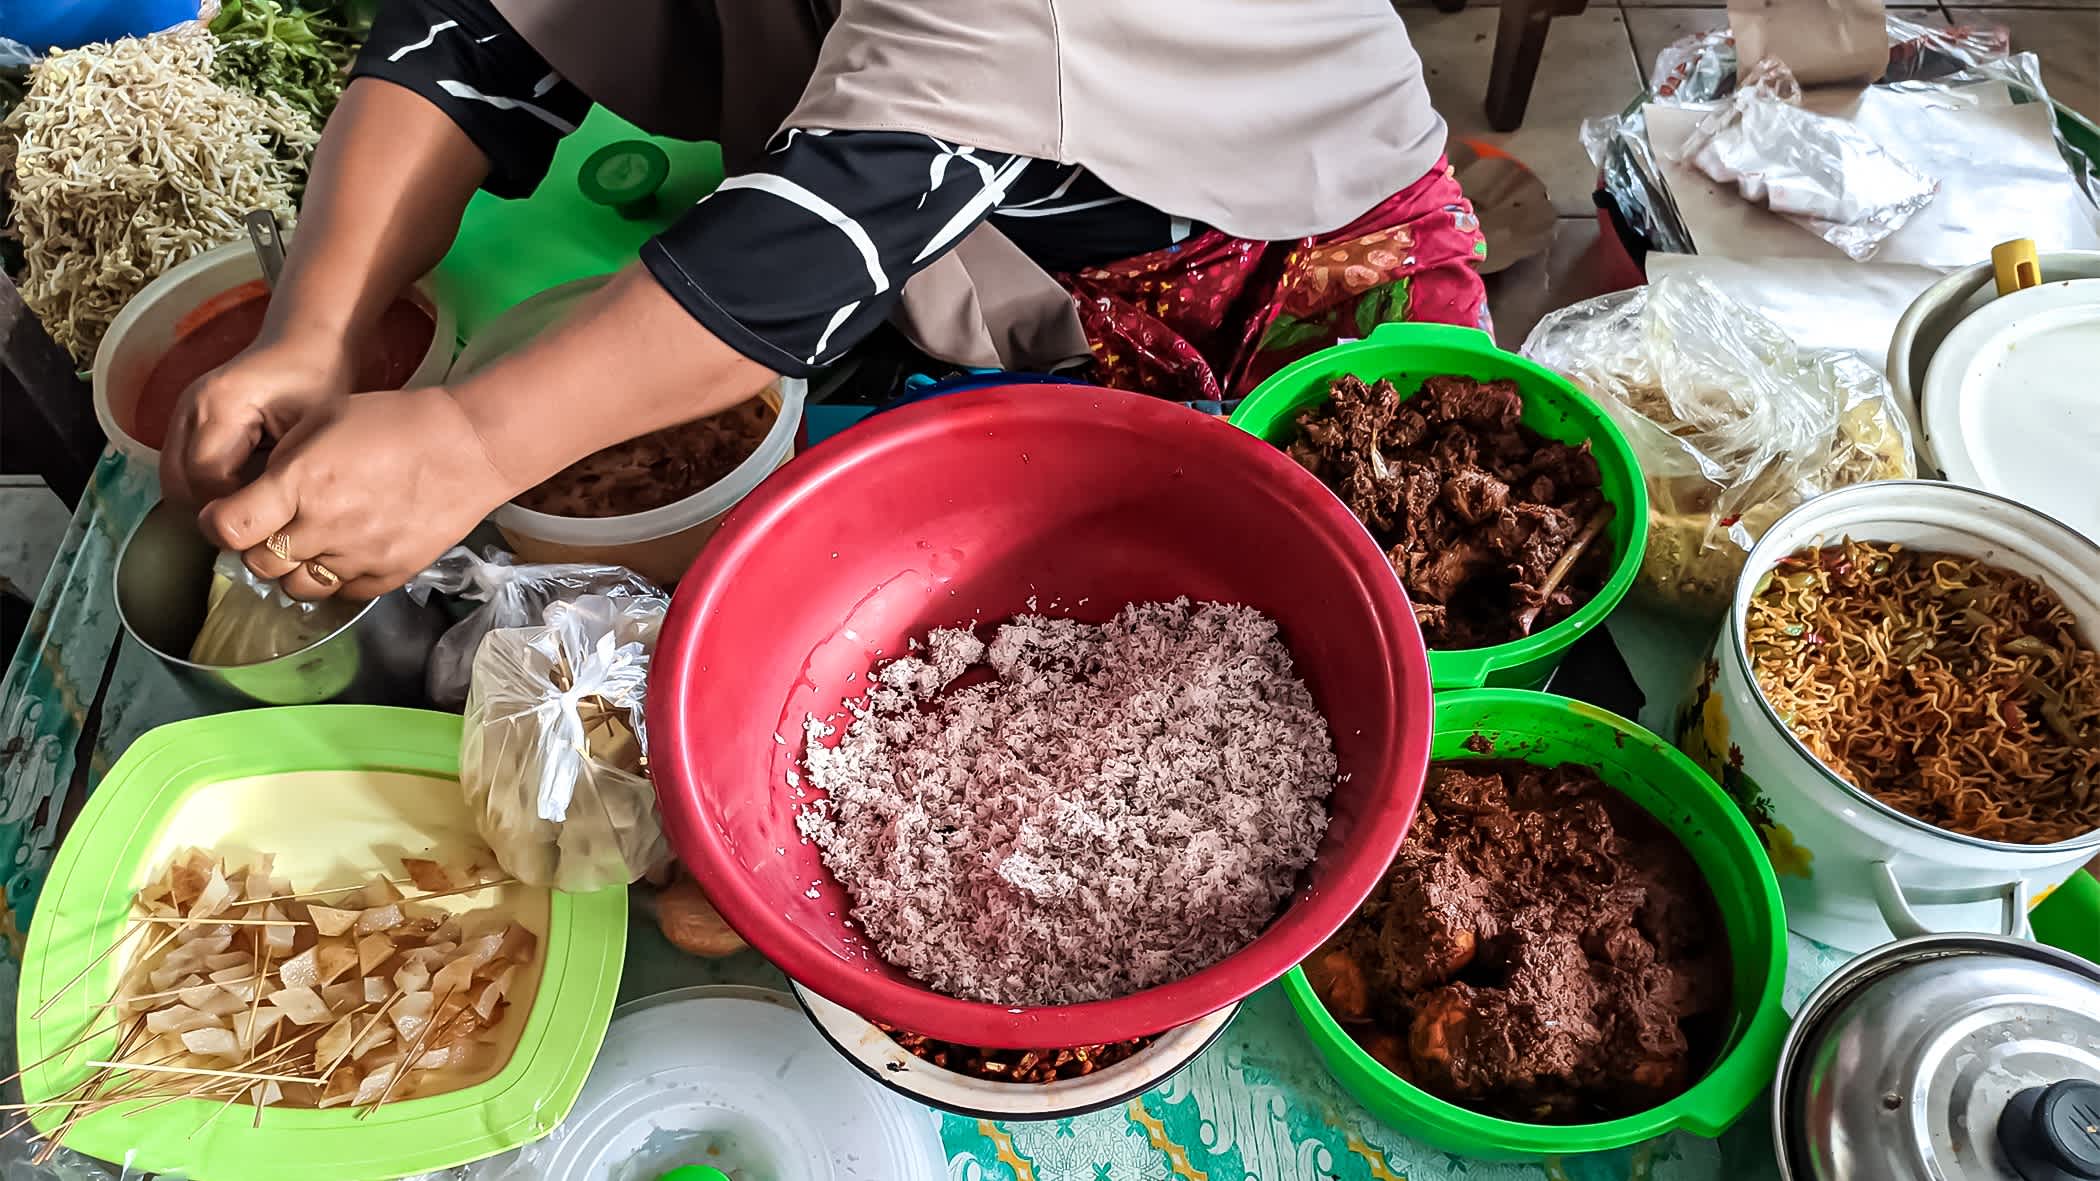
xmin=208 ymin=0 xmax=365 ymax=123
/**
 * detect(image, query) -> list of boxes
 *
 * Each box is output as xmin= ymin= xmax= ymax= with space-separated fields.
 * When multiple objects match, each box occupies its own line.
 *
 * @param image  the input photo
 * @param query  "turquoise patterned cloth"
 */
xmin=0 ymin=449 xmax=1857 ymax=1180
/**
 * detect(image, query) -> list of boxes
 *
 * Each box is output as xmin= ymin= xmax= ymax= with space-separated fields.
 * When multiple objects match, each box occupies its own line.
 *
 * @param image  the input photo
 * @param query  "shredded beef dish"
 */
xmin=1288 ymin=375 xmax=1613 ymax=649
xmin=514 ymin=397 xmax=775 ymax=518
xmin=1305 ymin=759 xmax=1728 ymax=1124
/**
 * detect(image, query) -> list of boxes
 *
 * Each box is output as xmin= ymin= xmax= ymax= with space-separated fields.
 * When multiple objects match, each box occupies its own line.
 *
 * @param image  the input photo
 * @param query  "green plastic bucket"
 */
xmin=1230 ymin=323 xmax=1648 ymax=689
xmin=1284 ymin=689 xmax=1789 ymax=1160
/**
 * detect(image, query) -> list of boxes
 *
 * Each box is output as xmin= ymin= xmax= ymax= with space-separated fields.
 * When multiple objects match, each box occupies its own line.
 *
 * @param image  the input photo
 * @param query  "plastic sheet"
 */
xmin=1522 ymin=274 xmax=1914 ymax=618
xmin=406 ymin=547 xmax=660 ymax=709
xmin=460 ymin=594 xmax=671 ymax=893
xmin=0 ymin=1102 xmax=178 ymax=1181
xmin=1587 ymin=15 xmax=2100 ymax=256
xmin=1663 ymin=60 xmax=1937 ymax=260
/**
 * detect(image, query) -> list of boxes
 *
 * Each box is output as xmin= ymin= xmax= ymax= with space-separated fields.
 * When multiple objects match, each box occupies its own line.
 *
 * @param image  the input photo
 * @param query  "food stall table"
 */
xmin=0 ymin=447 xmax=1986 ymax=1180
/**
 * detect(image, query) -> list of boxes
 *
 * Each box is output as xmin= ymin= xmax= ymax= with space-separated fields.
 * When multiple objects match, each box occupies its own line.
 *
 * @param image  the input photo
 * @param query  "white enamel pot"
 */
xmin=1679 ymin=481 xmax=2100 ymax=952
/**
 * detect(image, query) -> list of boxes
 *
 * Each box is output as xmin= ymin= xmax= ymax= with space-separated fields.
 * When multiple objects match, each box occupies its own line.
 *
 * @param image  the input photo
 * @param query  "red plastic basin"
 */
xmin=649 ymin=384 xmax=1432 ymax=1047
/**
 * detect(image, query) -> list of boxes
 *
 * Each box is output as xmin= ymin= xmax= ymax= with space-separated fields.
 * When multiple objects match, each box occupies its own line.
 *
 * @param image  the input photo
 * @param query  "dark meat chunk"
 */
xmin=1442 ymin=466 xmax=1510 ymax=525
xmin=1305 ymin=759 xmax=1729 ymax=1124
xmin=1289 ymin=374 xmax=1610 ymax=648
xmin=1419 ymin=375 xmax=1523 ymax=429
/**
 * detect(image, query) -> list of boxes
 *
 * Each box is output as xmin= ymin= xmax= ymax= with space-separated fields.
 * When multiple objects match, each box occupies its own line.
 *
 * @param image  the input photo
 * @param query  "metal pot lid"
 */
xmin=1778 ymin=933 xmax=2100 ymax=1181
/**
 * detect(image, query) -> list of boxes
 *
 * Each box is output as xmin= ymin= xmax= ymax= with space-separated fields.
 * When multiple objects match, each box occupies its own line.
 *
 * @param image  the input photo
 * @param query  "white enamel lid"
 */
xmin=489 ymin=985 xmax=947 ymax=1181
xmin=1921 ymin=279 xmax=2100 ymax=540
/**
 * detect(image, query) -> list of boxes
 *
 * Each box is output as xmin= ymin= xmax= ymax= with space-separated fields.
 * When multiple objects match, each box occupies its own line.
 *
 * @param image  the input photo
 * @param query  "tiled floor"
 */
xmin=1421 ymin=0 xmax=2100 ymax=345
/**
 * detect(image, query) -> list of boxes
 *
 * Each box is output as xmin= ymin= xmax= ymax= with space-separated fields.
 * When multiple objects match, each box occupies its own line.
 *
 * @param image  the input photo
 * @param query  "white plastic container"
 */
xmin=449 ymin=275 xmax=806 ymax=585
xmin=92 ymin=240 xmax=456 ymax=465
xmin=794 ymin=982 xmax=1236 ymax=1121
xmin=1886 ymin=249 xmax=2100 ymax=469
xmin=1919 ymin=279 xmax=2100 ymax=541
xmin=466 ymin=985 xmax=946 ymax=1180
xmin=1683 ymin=481 xmax=2100 ymax=952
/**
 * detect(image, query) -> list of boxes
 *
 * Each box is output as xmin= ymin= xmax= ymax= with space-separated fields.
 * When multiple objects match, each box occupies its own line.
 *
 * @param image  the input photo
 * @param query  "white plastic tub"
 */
xmin=1886 ymin=249 xmax=2100 ymax=473
xmin=449 ymin=275 xmax=806 ymax=585
xmin=793 ymin=982 xmax=1237 ymax=1121
xmin=92 ymin=240 xmax=456 ymax=465
xmin=1683 ymin=481 xmax=2100 ymax=951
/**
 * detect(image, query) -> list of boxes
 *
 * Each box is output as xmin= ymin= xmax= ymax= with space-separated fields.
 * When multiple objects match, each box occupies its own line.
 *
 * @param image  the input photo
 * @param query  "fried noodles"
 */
xmin=1747 ymin=538 xmax=2100 ymax=845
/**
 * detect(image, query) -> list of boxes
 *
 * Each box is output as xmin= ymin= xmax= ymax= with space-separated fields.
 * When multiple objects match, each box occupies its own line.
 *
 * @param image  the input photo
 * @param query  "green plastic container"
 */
xmin=1284 ymin=689 xmax=1789 ymax=1160
xmin=16 ymin=707 xmax=628 ymax=1181
xmin=1229 ymin=323 xmax=1648 ymax=689
xmin=2033 ymin=867 xmax=2100 ymax=963
xmin=431 ymin=107 xmax=725 ymax=339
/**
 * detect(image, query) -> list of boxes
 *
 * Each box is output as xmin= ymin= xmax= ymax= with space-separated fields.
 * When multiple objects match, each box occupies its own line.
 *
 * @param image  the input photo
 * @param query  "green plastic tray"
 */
xmin=16 ymin=706 xmax=627 ymax=1181
xmin=1229 ymin=323 xmax=1649 ymax=690
xmin=1284 ymin=689 xmax=1789 ymax=1160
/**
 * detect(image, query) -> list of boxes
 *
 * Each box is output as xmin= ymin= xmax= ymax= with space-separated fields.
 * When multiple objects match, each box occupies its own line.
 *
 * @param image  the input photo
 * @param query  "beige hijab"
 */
xmin=491 ymin=0 xmax=1446 ymax=370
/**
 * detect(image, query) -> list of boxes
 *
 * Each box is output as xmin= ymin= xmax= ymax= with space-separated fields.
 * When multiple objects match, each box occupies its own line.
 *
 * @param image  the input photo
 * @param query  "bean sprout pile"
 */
xmin=0 ymin=28 xmax=316 ymax=361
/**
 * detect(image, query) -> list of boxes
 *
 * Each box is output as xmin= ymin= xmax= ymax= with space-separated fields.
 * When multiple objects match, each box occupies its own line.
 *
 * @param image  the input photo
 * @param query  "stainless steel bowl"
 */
xmin=115 ymin=501 xmax=448 ymax=707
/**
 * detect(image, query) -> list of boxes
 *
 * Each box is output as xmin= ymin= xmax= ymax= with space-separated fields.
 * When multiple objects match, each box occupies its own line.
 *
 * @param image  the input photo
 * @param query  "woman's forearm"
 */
xmin=262 ymin=79 xmax=490 ymax=349
xmin=446 ymin=266 xmax=779 ymax=493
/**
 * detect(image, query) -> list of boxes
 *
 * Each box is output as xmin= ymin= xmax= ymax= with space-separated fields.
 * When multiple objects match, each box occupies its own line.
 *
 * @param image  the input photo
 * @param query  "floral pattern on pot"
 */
xmin=1676 ymin=661 xmax=1814 ymax=880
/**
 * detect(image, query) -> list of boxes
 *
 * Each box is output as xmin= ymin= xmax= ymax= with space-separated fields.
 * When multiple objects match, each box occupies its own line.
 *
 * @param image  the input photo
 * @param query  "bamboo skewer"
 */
xmin=136 ymin=916 xmax=309 ymax=927
xmin=0 ymin=1013 xmax=133 ymax=1091
xmin=81 ymin=1061 xmax=326 ymax=1086
xmin=1516 ymin=502 xmax=1616 ymax=636
xmin=358 ymin=987 xmax=457 ymax=1119
xmin=232 ymin=877 xmax=415 ymax=908
xmin=30 ymin=920 xmax=148 ymax=1019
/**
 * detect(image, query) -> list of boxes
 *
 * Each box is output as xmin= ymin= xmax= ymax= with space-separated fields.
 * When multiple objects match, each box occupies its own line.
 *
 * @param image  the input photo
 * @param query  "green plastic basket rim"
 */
xmin=15 ymin=706 xmax=627 ymax=1181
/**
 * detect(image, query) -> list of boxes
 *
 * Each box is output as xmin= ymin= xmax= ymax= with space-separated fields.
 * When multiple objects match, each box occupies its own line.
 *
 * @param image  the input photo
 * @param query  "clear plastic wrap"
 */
xmin=406 ymin=547 xmax=660 ymax=709
xmin=1586 ymin=15 xmax=2100 ymax=256
xmin=459 ymin=594 xmax=671 ymax=893
xmin=187 ymin=551 xmax=360 ymax=666
xmin=1663 ymin=60 xmax=1937 ymax=260
xmin=1521 ymin=274 xmax=1914 ymax=617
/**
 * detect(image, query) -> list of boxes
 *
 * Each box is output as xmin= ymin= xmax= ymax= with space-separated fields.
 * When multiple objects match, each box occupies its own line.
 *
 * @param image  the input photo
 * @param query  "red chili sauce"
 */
xmin=132 ymin=281 xmax=438 ymax=450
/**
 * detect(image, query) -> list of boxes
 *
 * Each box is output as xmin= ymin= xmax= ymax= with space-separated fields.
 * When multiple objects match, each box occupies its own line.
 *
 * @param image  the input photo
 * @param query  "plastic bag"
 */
xmin=460 ymin=594 xmax=671 ymax=892
xmin=406 ymin=547 xmax=660 ymax=709
xmin=1587 ymin=15 xmax=2099 ymax=256
xmin=1522 ymin=274 xmax=1914 ymax=617
xmin=187 ymin=551 xmax=360 ymax=666
xmin=1663 ymin=60 xmax=1937 ymax=260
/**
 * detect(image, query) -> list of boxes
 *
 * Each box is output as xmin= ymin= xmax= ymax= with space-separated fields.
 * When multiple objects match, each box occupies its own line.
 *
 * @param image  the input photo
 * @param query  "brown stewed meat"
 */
xmin=1287 ymin=375 xmax=1611 ymax=649
xmin=1309 ymin=759 xmax=1728 ymax=1124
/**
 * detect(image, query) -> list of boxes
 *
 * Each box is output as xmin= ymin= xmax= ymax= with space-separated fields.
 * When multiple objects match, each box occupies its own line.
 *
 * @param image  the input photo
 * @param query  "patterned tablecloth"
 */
xmin=0 ymin=450 xmax=1854 ymax=1181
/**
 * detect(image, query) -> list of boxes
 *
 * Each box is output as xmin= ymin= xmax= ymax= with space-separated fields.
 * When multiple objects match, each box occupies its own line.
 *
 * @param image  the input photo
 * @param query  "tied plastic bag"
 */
xmin=406 ymin=547 xmax=660 ymax=708
xmin=1661 ymin=60 xmax=1938 ymax=260
xmin=1522 ymin=274 xmax=1914 ymax=617
xmin=460 ymin=594 xmax=671 ymax=892
xmin=188 ymin=551 xmax=360 ymax=667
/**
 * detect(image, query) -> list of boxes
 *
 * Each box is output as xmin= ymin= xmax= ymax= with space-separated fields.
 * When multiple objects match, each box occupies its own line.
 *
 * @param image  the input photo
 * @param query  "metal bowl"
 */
xmin=114 ymin=501 xmax=448 ymax=708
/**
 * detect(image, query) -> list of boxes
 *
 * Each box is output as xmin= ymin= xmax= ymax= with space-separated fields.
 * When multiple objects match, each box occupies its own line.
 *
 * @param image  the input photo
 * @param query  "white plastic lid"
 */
xmin=510 ymin=986 xmax=947 ymax=1181
xmin=1921 ymin=279 xmax=2100 ymax=540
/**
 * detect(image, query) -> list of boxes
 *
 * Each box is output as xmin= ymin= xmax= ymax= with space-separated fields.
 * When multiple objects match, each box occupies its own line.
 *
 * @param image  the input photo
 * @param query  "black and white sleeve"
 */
xmin=642 ymin=130 xmax=1043 ymax=378
xmin=349 ymin=0 xmax=592 ymax=199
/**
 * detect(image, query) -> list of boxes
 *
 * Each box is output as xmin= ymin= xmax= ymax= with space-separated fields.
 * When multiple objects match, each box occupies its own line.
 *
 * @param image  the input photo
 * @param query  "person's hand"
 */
xmin=197 ymin=385 xmax=518 ymax=600
xmin=159 ymin=333 xmax=357 ymax=507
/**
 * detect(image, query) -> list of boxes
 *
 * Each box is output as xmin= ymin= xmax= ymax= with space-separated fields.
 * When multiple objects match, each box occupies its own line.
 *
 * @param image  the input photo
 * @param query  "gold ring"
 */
xmin=265 ymin=531 xmax=293 ymax=562
xmin=304 ymin=561 xmax=340 ymax=588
